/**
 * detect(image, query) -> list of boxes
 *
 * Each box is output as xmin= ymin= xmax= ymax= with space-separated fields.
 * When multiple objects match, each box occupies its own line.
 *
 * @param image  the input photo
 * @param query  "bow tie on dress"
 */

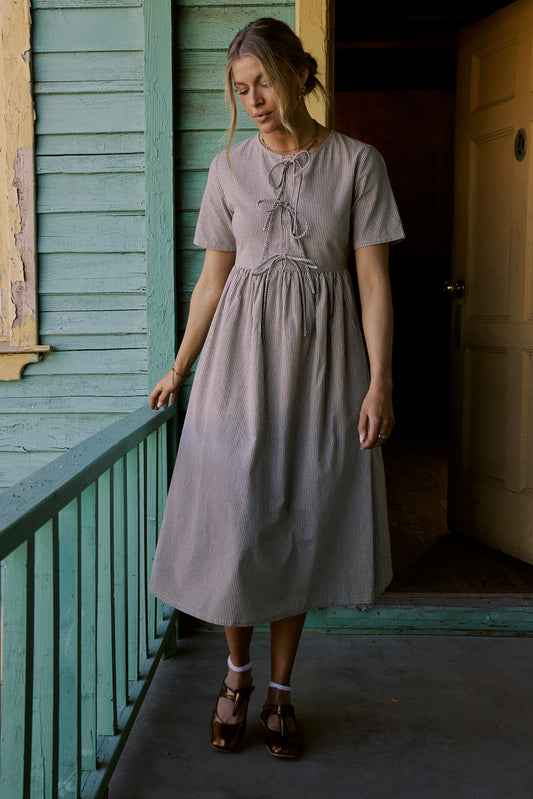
xmin=254 ymin=151 xmax=317 ymax=336
xmin=252 ymin=254 xmax=319 ymax=338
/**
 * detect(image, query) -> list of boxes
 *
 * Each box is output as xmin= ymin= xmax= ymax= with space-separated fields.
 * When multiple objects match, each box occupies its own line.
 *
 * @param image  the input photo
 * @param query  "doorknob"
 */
xmin=443 ymin=279 xmax=465 ymax=297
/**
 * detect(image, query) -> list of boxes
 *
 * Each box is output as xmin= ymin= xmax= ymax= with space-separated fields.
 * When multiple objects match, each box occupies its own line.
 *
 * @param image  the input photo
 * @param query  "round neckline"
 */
xmin=256 ymin=129 xmax=333 ymax=158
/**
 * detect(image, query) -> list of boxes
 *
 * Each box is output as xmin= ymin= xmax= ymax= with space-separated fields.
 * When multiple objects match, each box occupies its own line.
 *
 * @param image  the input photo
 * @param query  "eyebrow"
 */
xmin=233 ymin=73 xmax=265 ymax=86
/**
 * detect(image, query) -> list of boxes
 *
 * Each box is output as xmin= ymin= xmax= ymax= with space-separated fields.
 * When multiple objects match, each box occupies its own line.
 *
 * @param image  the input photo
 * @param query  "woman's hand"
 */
xmin=150 ymin=370 xmax=183 ymax=410
xmin=358 ymin=384 xmax=395 ymax=450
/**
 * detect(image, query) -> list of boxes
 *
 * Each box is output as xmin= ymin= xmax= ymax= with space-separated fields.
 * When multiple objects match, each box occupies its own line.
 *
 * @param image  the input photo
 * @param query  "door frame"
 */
xmin=299 ymin=0 xmax=533 ymax=631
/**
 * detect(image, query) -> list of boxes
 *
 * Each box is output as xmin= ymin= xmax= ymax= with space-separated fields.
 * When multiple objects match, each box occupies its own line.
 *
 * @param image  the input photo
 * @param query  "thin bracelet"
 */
xmin=171 ymin=365 xmax=191 ymax=381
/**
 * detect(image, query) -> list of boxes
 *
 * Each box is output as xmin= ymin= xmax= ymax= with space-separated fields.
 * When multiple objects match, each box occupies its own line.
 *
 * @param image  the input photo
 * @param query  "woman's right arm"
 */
xmin=150 ymin=248 xmax=236 ymax=410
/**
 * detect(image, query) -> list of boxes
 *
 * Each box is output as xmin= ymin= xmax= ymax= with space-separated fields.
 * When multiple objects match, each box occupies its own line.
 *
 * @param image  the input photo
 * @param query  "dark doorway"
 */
xmin=335 ymin=1 xmax=533 ymax=593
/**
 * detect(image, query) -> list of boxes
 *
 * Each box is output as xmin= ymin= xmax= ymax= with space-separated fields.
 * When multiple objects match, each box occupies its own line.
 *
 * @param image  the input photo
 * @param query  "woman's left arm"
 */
xmin=355 ymin=243 xmax=395 ymax=450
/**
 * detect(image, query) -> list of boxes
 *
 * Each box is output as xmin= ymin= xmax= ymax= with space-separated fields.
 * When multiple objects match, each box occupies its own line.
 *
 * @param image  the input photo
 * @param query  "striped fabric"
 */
xmin=149 ymin=131 xmax=405 ymax=627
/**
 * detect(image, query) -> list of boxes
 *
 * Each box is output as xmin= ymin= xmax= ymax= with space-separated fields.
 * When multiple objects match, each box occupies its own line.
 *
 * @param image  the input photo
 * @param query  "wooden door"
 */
xmin=448 ymin=0 xmax=533 ymax=564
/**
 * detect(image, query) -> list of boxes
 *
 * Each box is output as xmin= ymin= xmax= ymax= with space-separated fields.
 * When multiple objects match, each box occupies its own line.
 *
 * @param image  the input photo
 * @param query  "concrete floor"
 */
xmin=109 ymin=632 xmax=533 ymax=799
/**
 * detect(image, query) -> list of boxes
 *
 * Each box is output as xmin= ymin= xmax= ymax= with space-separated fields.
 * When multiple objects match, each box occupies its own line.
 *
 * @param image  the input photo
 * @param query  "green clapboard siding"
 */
xmin=0 ymin=0 xmax=148 ymax=489
xmin=173 ymin=1 xmax=295 ymax=413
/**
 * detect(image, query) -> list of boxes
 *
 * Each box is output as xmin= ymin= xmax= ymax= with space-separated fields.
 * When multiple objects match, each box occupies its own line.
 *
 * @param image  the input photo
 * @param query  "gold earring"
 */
xmin=298 ymin=84 xmax=306 ymax=101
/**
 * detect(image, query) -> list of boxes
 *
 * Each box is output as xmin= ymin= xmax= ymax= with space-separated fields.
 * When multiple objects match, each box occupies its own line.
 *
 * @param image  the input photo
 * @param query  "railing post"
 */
xmin=31 ymin=519 xmax=59 ymax=797
xmin=80 ymin=484 xmax=97 ymax=772
xmin=0 ymin=539 xmax=34 ymax=799
xmin=97 ymin=470 xmax=117 ymax=737
xmin=0 ymin=404 xmax=179 ymax=798
xmin=126 ymin=446 xmax=140 ymax=681
xmin=58 ymin=499 xmax=81 ymax=799
xmin=113 ymin=456 xmax=128 ymax=708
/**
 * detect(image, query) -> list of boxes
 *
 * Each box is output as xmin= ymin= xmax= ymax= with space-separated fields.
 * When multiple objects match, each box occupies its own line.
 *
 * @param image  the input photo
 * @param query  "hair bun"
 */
xmin=305 ymin=52 xmax=318 ymax=75
xmin=304 ymin=52 xmax=318 ymax=91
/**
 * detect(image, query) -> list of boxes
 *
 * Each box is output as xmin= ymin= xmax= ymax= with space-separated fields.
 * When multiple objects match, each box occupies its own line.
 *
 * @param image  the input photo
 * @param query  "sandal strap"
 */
xmin=261 ymin=703 xmax=296 ymax=736
xmin=218 ymin=681 xmax=255 ymax=717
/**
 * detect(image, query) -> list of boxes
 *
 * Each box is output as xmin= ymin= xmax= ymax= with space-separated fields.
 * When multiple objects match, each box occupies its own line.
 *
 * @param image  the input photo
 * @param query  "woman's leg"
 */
xmin=266 ymin=613 xmax=306 ymax=732
xmin=216 ymin=625 xmax=254 ymax=724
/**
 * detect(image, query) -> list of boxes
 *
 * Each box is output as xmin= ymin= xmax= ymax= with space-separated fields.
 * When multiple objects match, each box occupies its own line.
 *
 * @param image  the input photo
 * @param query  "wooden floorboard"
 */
xmin=383 ymin=435 xmax=533 ymax=594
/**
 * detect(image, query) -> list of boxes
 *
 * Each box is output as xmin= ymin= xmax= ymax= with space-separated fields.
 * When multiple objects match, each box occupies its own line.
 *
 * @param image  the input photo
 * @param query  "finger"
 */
xmin=156 ymin=389 xmax=170 ymax=410
xmin=358 ymin=410 xmax=369 ymax=445
xmin=362 ymin=417 xmax=381 ymax=449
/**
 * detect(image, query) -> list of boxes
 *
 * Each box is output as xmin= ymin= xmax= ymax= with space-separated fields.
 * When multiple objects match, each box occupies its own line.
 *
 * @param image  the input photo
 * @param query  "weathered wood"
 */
xmin=96 ymin=470 xmax=117 ymax=736
xmin=178 ymin=0 xmax=282 ymax=4
xmin=34 ymin=51 xmax=143 ymax=83
xmin=39 ymin=310 xmax=146 ymax=336
xmin=22 ymin=348 xmax=148 ymax=375
xmin=0 ymin=404 xmax=176 ymax=559
xmin=0 ymin=541 xmax=32 ymax=797
xmin=146 ymin=432 xmax=158 ymax=639
xmin=36 ymin=79 xmax=143 ymax=95
xmin=35 ymin=94 xmax=144 ymax=135
xmin=37 ymin=212 xmax=145 ymax=253
xmin=38 ymin=174 xmax=145 ymax=213
xmin=37 ymin=133 xmax=145 ymax=156
xmin=41 ymin=333 xmax=147 ymax=351
xmin=1 ymin=374 xmax=145 ymax=398
xmin=175 ymin=5 xmax=293 ymax=50
xmin=0 ymin=397 xmax=142 ymax=421
xmin=58 ymin=499 xmax=81 ymax=798
xmin=31 ymin=519 xmax=59 ymax=796
xmin=176 ymin=92 xmax=256 ymax=131
xmin=176 ymin=50 xmax=227 ymax=91
xmin=37 ymin=153 xmax=145 ymax=173
xmin=32 ymin=8 xmax=143 ymax=52
xmin=40 ymin=294 xmax=146 ymax=313
xmin=126 ymin=447 xmax=140 ymax=681
xmin=0 ymin=414 xmax=126 ymax=454
xmin=39 ymin=253 xmax=146 ymax=294
xmin=144 ymin=0 xmax=177 ymax=390
xmin=138 ymin=440 xmax=148 ymax=660
xmin=33 ymin=0 xmax=142 ymax=7
xmin=80 ymin=485 xmax=98 ymax=772
xmin=113 ymin=458 xmax=128 ymax=708
xmin=177 ymin=170 xmax=210 ymax=210
xmin=176 ymin=130 xmax=250 ymax=170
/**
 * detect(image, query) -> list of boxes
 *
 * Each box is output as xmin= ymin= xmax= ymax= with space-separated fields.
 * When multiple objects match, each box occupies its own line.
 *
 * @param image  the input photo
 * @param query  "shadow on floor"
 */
xmin=109 ymin=631 xmax=533 ymax=799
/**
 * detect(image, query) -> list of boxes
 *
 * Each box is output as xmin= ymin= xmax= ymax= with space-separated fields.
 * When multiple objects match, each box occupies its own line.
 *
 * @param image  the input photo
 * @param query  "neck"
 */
xmin=261 ymin=110 xmax=318 ymax=154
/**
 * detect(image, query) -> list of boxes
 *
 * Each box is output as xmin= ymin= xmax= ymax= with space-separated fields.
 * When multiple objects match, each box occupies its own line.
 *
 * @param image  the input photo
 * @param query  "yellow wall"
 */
xmin=0 ymin=0 xmax=49 ymax=379
xmin=296 ymin=0 xmax=334 ymax=127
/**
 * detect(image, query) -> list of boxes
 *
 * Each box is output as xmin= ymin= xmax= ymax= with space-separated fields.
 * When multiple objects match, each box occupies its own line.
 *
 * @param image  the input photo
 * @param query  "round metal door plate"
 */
xmin=515 ymin=128 xmax=527 ymax=161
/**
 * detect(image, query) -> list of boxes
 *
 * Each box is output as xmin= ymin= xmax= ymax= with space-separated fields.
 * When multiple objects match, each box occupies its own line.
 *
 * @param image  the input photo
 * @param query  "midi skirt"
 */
xmin=149 ymin=261 xmax=393 ymax=627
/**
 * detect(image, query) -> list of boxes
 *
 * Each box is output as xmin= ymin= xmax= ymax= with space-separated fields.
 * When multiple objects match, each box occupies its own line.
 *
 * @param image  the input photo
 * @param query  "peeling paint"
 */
xmin=11 ymin=146 xmax=36 ymax=329
xmin=0 ymin=0 xmax=48 ymax=378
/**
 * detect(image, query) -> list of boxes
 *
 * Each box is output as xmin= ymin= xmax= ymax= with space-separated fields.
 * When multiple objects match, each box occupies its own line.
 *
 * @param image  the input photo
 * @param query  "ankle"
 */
xmin=225 ymin=654 xmax=253 ymax=690
xmin=267 ymin=681 xmax=292 ymax=706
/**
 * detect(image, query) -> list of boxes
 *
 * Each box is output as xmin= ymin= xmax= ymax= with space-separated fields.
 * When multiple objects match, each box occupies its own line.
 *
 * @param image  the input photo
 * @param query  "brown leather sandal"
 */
xmin=209 ymin=681 xmax=255 ymax=753
xmin=260 ymin=702 xmax=302 ymax=758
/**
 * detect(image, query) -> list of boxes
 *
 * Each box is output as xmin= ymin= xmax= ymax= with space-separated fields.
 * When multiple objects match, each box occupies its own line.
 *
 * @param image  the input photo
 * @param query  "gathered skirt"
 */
xmin=149 ymin=262 xmax=392 ymax=626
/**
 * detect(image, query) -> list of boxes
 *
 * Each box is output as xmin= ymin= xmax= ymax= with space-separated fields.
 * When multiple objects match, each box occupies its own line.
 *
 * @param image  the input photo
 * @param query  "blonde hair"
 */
xmin=224 ymin=18 xmax=328 ymax=163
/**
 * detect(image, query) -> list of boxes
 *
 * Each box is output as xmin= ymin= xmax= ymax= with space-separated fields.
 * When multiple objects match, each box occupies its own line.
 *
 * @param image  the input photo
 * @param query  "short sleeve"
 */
xmin=352 ymin=145 xmax=405 ymax=250
xmin=193 ymin=153 xmax=236 ymax=251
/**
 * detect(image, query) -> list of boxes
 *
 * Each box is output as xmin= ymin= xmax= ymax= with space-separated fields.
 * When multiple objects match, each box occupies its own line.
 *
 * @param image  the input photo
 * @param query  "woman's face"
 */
xmin=232 ymin=55 xmax=287 ymax=134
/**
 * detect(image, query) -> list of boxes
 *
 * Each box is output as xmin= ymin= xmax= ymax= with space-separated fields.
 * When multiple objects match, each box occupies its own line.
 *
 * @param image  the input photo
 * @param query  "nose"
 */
xmin=250 ymin=88 xmax=263 ymax=108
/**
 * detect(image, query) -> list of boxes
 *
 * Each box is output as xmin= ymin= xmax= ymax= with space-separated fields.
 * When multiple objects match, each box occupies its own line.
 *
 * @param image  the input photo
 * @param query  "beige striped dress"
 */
xmin=149 ymin=131 xmax=405 ymax=626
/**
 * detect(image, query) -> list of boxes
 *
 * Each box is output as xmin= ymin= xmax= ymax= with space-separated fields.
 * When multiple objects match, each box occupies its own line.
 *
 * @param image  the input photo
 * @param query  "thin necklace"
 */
xmin=259 ymin=120 xmax=319 ymax=154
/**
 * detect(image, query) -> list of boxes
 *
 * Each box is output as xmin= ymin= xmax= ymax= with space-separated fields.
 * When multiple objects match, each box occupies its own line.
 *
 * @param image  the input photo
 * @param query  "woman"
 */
xmin=149 ymin=17 xmax=404 ymax=759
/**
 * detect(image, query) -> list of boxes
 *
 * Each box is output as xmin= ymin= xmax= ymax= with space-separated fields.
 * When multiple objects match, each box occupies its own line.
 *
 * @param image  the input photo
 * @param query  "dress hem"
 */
xmin=149 ymin=583 xmax=392 ymax=628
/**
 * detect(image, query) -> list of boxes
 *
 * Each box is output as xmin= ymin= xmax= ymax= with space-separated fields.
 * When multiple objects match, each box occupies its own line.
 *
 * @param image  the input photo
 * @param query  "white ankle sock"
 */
xmin=227 ymin=655 xmax=252 ymax=673
xmin=269 ymin=680 xmax=291 ymax=692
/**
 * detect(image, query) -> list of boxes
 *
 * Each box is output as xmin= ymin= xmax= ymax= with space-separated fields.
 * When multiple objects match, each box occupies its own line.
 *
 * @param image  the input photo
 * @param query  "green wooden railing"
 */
xmin=0 ymin=404 xmax=179 ymax=799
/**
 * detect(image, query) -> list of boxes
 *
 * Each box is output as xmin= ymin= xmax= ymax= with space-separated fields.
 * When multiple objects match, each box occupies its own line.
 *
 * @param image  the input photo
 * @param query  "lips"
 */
xmin=254 ymin=112 xmax=271 ymax=123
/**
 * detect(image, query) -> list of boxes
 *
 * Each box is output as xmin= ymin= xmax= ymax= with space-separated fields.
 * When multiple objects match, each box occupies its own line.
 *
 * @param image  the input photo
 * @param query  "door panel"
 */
xmin=449 ymin=0 xmax=533 ymax=563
